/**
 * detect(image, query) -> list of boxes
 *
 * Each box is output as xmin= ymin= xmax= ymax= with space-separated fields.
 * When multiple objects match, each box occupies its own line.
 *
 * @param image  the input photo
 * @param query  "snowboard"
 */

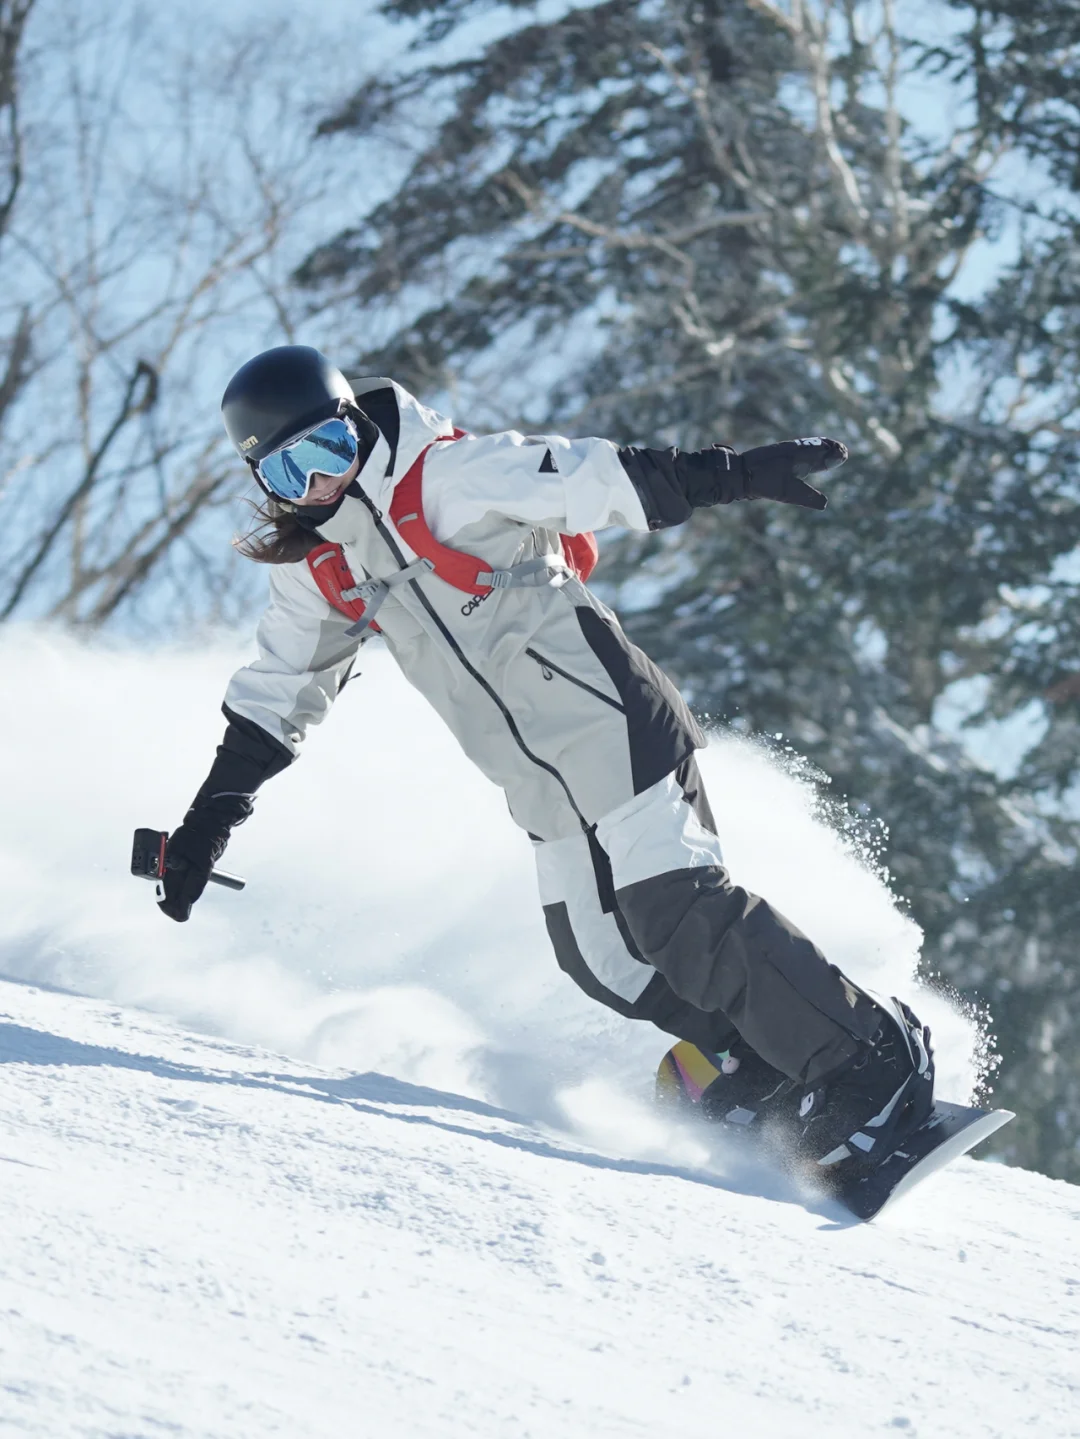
xmin=656 ymin=1040 xmax=1014 ymax=1222
xmin=830 ymin=1100 xmax=1014 ymax=1221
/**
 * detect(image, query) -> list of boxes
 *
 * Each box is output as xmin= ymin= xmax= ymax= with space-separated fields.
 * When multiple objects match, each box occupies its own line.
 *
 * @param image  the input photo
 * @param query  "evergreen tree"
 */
xmin=299 ymin=0 xmax=1080 ymax=1179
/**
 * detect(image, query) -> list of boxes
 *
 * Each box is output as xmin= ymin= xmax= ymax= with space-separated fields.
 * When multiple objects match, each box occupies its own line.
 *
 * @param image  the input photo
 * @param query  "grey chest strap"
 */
xmin=344 ymin=551 xmax=572 ymax=638
xmin=343 ymin=557 xmax=435 ymax=637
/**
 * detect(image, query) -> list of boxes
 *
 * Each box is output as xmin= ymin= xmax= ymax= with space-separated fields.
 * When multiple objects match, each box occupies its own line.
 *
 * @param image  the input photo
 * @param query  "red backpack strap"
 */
xmin=560 ymin=531 xmax=598 ymax=582
xmin=389 ymin=435 xmax=497 ymax=597
xmin=306 ymin=542 xmax=380 ymax=632
xmin=389 ymin=431 xmax=596 ymax=593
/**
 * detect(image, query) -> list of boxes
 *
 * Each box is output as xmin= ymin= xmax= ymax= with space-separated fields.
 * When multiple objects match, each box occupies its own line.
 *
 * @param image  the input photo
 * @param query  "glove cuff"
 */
xmin=680 ymin=445 xmax=748 ymax=508
xmin=169 ymin=794 xmax=252 ymax=871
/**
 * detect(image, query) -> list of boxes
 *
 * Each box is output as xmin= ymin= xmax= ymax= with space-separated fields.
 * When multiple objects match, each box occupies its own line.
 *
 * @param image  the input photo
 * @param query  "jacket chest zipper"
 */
xmin=354 ymin=489 xmax=591 ymax=832
xmin=525 ymin=648 xmax=626 ymax=712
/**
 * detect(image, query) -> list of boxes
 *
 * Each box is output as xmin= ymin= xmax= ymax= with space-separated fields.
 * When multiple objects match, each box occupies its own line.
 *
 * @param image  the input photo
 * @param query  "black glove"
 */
xmin=738 ymin=437 xmax=847 ymax=510
xmin=619 ymin=436 xmax=848 ymax=529
xmin=157 ymin=707 xmax=294 ymax=923
xmin=158 ymin=795 xmax=251 ymax=923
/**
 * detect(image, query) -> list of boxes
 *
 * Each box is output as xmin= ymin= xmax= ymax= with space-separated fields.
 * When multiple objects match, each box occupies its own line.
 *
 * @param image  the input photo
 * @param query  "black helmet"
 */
xmin=221 ymin=345 xmax=354 ymax=463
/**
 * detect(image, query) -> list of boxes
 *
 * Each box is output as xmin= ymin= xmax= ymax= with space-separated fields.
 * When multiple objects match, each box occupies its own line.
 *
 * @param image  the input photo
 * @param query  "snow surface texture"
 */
xmin=2 ymin=979 xmax=1079 ymax=1437
xmin=2 ymin=628 xmax=1077 ymax=1436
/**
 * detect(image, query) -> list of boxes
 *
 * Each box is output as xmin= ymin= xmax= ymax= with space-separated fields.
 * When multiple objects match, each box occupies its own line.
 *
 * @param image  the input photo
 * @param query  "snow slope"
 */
xmin=2 ymin=978 xmax=1078 ymax=1439
xmin=1 ymin=628 xmax=1078 ymax=1435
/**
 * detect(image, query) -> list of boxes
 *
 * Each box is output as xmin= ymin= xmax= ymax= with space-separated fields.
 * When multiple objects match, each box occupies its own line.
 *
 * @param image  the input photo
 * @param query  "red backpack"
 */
xmin=306 ymin=436 xmax=597 ymax=630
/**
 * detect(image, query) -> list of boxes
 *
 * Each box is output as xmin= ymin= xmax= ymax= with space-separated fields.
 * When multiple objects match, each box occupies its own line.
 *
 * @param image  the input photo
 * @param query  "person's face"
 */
xmin=294 ymin=450 xmax=361 ymax=507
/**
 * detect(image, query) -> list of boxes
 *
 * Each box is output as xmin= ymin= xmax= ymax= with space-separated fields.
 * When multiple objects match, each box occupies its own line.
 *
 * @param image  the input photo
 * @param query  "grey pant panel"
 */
xmin=534 ymin=827 xmax=653 ymax=1004
xmin=536 ymin=771 xmax=734 ymax=1049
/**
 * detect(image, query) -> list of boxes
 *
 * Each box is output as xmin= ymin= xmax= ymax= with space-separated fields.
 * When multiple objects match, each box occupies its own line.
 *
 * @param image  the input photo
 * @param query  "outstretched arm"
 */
xmin=616 ymin=437 xmax=847 ymax=530
xmin=156 ymin=709 xmax=293 ymax=922
xmin=422 ymin=430 xmax=847 ymax=540
xmin=158 ymin=563 xmax=362 ymax=922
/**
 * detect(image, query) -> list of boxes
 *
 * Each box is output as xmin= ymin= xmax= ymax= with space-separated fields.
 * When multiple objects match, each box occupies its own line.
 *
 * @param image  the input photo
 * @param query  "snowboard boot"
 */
xmin=794 ymin=997 xmax=935 ymax=1178
xmin=656 ymin=1037 xmax=796 ymax=1132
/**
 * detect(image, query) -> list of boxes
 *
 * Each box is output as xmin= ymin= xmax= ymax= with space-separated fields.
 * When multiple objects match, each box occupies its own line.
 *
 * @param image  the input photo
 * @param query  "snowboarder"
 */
xmin=158 ymin=344 xmax=934 ymax=1178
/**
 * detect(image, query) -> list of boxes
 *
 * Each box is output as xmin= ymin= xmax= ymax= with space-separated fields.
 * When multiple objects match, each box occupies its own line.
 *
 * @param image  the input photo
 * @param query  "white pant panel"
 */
xmin=594 ymin=771 xmax=725 ymax=892
xmin=533 ymin=832 xmax=653 ymax=1002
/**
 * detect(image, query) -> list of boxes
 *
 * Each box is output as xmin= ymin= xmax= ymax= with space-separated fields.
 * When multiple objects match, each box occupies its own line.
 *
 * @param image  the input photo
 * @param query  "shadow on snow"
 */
xmin=0 ymin=1015 xmax=854 ymax=1224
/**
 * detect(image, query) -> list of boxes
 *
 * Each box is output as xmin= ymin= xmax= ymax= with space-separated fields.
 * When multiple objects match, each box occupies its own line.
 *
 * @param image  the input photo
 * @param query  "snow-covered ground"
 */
xmin=2 ymin=629 xmax=1078 ymax=1436
xmin=2 ymin=979 xmax=1078 ymax=1438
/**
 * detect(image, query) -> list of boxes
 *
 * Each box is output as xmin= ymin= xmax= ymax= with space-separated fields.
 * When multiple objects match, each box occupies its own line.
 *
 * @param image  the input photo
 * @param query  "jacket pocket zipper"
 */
xmin=525 ymin=647 xmax=626 ymax=712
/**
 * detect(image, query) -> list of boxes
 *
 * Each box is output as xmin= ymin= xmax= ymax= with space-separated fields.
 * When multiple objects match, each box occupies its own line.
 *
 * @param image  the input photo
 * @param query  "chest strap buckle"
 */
xmin=343 ymin=556 xmax=436 ymax=638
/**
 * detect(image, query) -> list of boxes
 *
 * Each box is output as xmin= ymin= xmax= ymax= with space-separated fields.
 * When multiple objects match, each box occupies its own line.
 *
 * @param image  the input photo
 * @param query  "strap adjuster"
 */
xmin=340 ymin=579 xmax=385 ymax=604
xmin=478 ymin=568 xmax=514 ymax=589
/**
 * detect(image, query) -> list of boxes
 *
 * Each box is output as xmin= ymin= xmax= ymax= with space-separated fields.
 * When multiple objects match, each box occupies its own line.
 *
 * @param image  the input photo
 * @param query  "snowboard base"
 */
xmin=829 ymin=1100 xmax=1014 ymax=1221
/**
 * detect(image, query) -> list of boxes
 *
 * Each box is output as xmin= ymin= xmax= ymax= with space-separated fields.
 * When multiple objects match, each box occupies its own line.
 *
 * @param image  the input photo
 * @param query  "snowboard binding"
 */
xmin=655 ymin=1002 xmax=1013 ymax=1221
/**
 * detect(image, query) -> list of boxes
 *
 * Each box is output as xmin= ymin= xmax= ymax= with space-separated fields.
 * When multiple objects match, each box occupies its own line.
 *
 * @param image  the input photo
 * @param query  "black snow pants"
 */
xmin=534 ymin=757 xmax=881 ymax=1086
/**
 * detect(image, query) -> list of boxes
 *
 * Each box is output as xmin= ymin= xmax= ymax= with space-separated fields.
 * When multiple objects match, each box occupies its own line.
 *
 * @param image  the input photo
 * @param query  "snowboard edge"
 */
xmin=838 ymin=1103 xmax=1016 ymax=1222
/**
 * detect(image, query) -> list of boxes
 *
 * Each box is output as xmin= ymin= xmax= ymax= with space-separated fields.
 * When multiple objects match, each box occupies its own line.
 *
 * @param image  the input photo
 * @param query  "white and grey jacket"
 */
xmin=210 ymin=378 xmax=724 ymax=842
xmin=194 ymin=378 xmax=832 ymax=842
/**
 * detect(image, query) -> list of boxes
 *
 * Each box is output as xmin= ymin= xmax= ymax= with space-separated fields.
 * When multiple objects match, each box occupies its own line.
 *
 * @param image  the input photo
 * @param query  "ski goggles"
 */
xmin=256 ymin=416 xmax=359 ymax=501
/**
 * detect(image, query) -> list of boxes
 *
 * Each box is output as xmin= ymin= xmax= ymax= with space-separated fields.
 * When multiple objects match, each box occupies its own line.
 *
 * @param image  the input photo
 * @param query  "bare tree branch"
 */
xmin=495 ymin=166 xmax=763 ymax=274
xmin=1 ymin=358 xmax=157 ymax=617
xmin=0 ymin=0 xmax=34 ymax=237
xmin=0 ymin=2 xmax=348 ymax=625
xmin=0 ymin=301 xmax=30 ymax=422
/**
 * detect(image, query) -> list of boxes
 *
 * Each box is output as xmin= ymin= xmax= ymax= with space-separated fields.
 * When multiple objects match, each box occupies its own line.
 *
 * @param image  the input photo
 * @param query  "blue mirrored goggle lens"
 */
xmin=257 ymin=417 xmax=358 ymax=500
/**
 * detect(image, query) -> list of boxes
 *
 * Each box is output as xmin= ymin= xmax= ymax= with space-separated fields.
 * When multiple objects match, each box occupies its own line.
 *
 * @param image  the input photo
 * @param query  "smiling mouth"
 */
xmin=310 ymin=479 xmax=347 ymax=505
